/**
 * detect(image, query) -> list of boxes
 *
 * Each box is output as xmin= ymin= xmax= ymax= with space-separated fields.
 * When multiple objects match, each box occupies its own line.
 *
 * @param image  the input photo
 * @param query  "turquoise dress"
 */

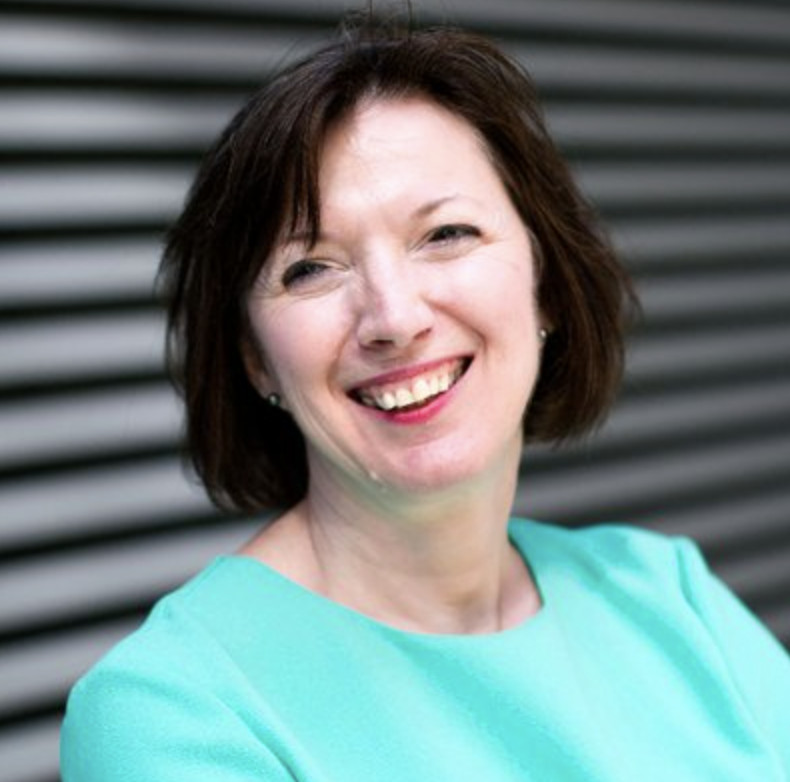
xmin=61 ymin=520 xmax=790 ymax=780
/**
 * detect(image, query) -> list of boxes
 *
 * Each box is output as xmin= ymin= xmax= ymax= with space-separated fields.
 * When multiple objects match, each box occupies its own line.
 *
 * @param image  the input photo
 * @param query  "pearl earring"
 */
xmin=266 ymin=392 xmax=281 ymax=407
xmin=538 ymin=328 xmax=548 ymax=343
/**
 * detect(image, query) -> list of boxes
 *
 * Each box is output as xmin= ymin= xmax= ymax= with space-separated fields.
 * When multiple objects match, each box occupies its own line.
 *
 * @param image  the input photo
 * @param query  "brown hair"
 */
xmin=160 ymin=12 xmax=637 ymax=513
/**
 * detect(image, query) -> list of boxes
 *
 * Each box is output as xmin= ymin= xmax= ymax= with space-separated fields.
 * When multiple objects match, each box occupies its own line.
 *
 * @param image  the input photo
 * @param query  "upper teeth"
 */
xmin=358 ymin=362 xmax=464 ymax=411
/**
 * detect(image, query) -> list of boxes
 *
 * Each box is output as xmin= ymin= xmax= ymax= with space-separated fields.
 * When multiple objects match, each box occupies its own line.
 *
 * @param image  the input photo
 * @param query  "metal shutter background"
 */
xmin=1 ymin=0 xmax=789 ymax=779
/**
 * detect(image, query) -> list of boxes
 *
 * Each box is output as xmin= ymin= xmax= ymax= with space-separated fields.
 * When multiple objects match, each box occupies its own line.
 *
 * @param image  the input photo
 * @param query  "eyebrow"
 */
xmin=280 ymin=194 xmax=468 ymax=248
xmin=411 ymin=194 xmax=461 ymax=219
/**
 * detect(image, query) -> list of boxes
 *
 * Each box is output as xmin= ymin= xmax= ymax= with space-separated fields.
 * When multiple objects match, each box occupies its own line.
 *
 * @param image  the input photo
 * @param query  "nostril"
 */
xmin=356 ymin=302 xmax=434 ymax=349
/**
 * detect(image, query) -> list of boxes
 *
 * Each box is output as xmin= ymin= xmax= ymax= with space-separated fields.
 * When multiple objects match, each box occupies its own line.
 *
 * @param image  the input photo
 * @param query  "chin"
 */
xmin=374 ymin=449 xmax=501 ymax=497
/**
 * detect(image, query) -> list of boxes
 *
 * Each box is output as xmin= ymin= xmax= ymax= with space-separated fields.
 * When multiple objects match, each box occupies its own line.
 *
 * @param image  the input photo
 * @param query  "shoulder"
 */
xmin=511 ymin=520 xmax=790 ymax=680
xmin=69 ymin=558 xmax=236 ymax=686
xmin=512 ymin=519 xmax=790 ymax=763
xmin=509 ymin=517 xmax=695 ymax=589
xmin=60 ymin=560 xmax=293 ymax=781
xmin=508 ymin=517 xmax=742 ymax=629
xmin=62 ymin=568 xmax=228 ymax=742
xmin=64 ymin=556 xmax=259 ymax=712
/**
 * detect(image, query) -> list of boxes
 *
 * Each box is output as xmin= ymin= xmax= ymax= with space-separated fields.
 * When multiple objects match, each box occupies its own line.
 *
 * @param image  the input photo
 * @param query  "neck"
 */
xmin=292 ymin=450 xmax=537 ymax=635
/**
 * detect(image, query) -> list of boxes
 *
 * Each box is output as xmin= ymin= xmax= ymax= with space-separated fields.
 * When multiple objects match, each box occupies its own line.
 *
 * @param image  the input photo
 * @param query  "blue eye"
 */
xmin=281 ymin=259 xmax=327 ymax=288
xmin=428 ymin=224 xmax=480 ymax=244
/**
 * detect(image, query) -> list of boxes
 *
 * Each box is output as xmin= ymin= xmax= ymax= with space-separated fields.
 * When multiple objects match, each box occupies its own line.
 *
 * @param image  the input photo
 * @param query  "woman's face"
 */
xmin=245 ymin=97 xmax=544 ymax=501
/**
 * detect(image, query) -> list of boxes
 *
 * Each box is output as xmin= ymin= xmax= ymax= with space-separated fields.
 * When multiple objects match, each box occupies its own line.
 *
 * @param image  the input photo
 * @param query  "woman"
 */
xmin=61 ymin=11 xmax=790 ymax=781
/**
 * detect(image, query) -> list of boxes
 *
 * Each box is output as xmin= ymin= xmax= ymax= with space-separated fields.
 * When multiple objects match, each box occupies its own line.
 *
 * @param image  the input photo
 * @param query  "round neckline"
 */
xmin=219 ymin=519 xmax=549 ymax=646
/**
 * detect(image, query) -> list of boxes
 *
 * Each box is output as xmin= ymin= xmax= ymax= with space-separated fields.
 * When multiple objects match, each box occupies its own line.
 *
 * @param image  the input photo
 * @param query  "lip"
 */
xmin=349 ymin=355 xmax=473 ymax=424
xmin=348 ymin=355 xmax=470 ymax=394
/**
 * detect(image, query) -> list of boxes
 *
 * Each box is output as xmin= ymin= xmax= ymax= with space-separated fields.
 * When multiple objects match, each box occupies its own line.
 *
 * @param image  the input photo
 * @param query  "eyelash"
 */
xmin=427 ymin=224 xmax=480 ymax=244
xmin=281 ymin=259 xmax=327 ymax=288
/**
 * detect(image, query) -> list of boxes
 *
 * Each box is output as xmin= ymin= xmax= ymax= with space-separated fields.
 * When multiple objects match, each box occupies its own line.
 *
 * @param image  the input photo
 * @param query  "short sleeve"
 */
xmin=675 ymin=537 xmax=790 ymax=769
xmin=60 ymin=614 xmax=297 ymax=782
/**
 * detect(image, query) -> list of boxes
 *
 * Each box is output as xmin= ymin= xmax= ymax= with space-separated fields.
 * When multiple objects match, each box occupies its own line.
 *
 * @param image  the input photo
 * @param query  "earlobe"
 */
xmin=537 ymin=309 xmax=553 ymax=340
xmin=240 ymin=335 xmax=288 ymax=410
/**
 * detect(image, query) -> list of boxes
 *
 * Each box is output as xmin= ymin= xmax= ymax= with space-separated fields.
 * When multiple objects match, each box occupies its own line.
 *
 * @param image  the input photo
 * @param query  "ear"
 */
xmin=240 ymin=333 xmax=274 ymax=399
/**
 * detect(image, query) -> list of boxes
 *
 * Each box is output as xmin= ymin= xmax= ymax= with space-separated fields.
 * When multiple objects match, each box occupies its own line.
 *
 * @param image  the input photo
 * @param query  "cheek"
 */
xmin=451 ymin=253 xmax=537 ymax=326
xmin=251 ymin=300 xmax=348 ymax=389
xmin=498 ymin=257 xmax=540 ymax=328
xmin=457 ymin=235 xmax=535 ymax=287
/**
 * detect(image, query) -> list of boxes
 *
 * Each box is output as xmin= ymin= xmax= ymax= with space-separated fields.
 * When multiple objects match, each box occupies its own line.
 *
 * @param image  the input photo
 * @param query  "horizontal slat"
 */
xmin=0 ymin=165 xmax=191 ymax=229
xmin=0 ymin=383 xmax=179 ymax=468
xmin=0 ymin=716 xmax=60 ymax=782
xmin=0 ymin=618 xmax=138 ymax=718
xmin=8 ymin=0 xmax=790 ymax=50
xmin=614 ymin=215 xmax=790 ymax=266
xmin=0 ymin=520 xmax=259 ymax=634
xmin=578 ymin=161 xmax=790 ymax=211
xmin=638 ymin=268 xmax=790 ymax=322
xmin=0 ymin=90 xmax=235 ymax=151
xmin=445 ymin=0 xmax=790 ymax=47
xmin=0 ymin=456 xmax=213 ymax=549
xmin=561 ymin=377 xmax=790 ymax=455
xmin=511 ymin=43 xmax=790 ymax=99
xmin=643 ymin=485 xmax=790 ymax=551
xmin=546 ymin=104 xmax=790 ymax=152
xmin=718 ymin=547 xmax=790 ymax=603
xmin=628 ymin=322 xmax=790 ymax=383
xmin=0 ymin=15 xmax=323 ymax=79
xmin=0 ymin=311 xmax=164 ymax=385
xmin=516 ymin=432 xmax=790 ymax=522
xmin=0 ymin=237 xmax=161 ymax=307
xmin=527 ymin=379 xmax=790 ymax=481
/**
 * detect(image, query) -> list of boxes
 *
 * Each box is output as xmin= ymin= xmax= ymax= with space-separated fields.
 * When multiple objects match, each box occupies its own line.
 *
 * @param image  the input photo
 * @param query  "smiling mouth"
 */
xmin=351 ymin=358 xmax=471 ymax=413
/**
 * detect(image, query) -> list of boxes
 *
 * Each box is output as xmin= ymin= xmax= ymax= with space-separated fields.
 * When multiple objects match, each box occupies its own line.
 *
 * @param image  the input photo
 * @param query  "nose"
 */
xmin=355 ymin=261 xmax=434 ymax=350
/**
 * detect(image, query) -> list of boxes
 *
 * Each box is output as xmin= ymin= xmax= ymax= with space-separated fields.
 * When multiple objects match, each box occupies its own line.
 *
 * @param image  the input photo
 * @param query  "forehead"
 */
xmin=329 ymin=95 xmax=489 ymax=159
xmin=328 ymin=94 xmax=483 ymax=146
xmin=316 ymin=96 xmax=502 ymax=208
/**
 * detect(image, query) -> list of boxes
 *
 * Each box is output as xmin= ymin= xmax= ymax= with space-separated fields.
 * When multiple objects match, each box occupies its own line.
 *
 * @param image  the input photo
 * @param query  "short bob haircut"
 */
xmin=160 ymin=10 xmax=637 ymax=513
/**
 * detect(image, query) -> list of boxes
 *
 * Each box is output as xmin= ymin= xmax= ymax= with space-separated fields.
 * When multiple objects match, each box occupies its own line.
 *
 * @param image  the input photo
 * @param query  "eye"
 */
xmin=281 ymin=259 xmax=328 ymax=288
xmin=427 ymin=224 xmax=480 ymax=245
